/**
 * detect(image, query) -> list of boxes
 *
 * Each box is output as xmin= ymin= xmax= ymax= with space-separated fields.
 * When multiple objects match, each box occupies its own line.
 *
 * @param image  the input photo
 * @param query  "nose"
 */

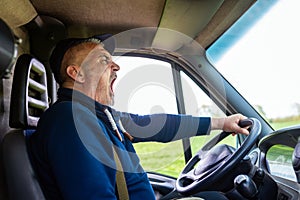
xmin=111 ymin=62 xmax=120 ymax=71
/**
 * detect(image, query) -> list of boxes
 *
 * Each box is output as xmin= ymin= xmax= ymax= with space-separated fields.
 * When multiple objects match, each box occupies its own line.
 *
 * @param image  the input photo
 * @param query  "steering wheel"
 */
xmin=176 ymin=118 xmax=261 ymax=195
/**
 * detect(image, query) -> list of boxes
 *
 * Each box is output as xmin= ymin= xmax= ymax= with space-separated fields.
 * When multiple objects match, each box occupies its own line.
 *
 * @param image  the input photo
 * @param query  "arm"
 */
xmin=115 ymin=112 xmax=211 ymax=143
xmin=114 ymin=111 xmax=249 ymax=142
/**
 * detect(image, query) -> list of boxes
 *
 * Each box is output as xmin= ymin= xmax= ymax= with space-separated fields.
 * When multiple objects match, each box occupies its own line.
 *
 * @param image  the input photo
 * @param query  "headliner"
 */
xmin=0 ymin=0 xmax=256 ymax=59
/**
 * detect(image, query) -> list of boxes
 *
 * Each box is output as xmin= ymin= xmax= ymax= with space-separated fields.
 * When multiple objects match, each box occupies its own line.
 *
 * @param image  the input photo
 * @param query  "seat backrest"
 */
xmin=1 ymin=54 xmax=49 ymax=200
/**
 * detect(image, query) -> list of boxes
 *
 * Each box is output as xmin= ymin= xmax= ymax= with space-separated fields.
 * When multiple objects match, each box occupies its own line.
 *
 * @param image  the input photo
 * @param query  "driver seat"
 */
xmin=1 ymin=54 xmax=48 ymax=200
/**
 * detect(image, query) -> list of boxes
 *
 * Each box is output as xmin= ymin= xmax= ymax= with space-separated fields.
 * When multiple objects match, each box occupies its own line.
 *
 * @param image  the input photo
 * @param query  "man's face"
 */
xmin=80 ymin=44 xmax=120 ymax=105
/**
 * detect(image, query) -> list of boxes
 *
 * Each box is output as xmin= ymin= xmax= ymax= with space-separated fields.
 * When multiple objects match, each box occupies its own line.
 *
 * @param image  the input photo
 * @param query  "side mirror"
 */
xmin=0 ymin=19 xmax=18 ymax=78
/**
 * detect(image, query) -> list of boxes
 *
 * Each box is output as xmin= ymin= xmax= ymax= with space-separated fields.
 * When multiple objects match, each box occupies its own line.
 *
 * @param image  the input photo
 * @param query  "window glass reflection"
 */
xmin=266 ymin=145 xmax=296 ymax=182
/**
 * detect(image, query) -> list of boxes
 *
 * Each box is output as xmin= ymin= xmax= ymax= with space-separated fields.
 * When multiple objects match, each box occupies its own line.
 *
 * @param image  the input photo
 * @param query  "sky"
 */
xmin=209 ymin=0 xmax=300 ymax=119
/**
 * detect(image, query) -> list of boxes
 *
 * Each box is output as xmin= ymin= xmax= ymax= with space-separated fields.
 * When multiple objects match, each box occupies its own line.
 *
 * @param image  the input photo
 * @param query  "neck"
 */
xmin=61 ymin=81 xmax=108 ymax=106
xmin=62 ymin=81 xmax=92 ymax=98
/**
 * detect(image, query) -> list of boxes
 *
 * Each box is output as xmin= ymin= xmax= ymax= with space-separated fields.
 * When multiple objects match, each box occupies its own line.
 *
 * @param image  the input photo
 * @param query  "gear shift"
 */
xmin=234 ymin=174 xmax=258 ymax=199
xmin=292 ymin=143 xmax=300 ymax=183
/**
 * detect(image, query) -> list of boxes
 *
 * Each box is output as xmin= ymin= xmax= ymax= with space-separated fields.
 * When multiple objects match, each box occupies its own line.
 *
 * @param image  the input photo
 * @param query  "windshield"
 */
xmin=207 ymin=0 xmax=300 ymax=130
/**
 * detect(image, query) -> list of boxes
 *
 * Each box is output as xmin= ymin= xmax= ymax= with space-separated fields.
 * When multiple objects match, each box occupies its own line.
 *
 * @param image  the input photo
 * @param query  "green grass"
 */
xmin=269 ymin=118 xmax=300 ymax=130
xmin=134 ymin=140 xmax=185 ymax=177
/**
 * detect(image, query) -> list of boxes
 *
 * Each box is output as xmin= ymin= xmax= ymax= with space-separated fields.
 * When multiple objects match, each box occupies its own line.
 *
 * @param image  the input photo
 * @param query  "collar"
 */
xmin=57 ymin=87 xmax=112 ymax=112
xmin=56 ymin=88 xmax=112 ymax=126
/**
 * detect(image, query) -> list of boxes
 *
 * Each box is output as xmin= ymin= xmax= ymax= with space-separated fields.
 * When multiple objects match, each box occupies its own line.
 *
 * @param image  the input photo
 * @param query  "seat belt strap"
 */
xmin=113 ymin=147 xmax=129 ymax=200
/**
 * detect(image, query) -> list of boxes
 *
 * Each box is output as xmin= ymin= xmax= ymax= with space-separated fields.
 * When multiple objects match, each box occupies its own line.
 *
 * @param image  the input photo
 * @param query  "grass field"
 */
xmin=134 ymin=117 xmax=300 ymax=177
xmin=269 ymin=118 xmax=300 ymax=130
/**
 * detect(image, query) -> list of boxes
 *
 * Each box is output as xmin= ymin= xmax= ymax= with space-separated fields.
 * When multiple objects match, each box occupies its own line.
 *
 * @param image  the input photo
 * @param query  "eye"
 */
xmin=97 ymin=55 xmax=111 ymax=65
xmin=100 ymin=60 xmax=108 ymax=65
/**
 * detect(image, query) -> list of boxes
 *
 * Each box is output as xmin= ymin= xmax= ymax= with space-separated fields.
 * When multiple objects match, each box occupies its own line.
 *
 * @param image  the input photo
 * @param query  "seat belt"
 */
xmin=113 ymin=147 xmax=129 ymax=200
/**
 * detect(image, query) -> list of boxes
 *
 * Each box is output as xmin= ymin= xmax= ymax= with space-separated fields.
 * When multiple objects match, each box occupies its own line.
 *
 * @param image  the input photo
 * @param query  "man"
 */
xmin=28 ymin=35 xmax=249 ymax=200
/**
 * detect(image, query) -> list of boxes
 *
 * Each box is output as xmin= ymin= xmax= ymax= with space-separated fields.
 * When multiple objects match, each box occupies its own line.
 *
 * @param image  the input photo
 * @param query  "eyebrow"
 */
xmin=96 ymin=53 xmax=112 ymax=63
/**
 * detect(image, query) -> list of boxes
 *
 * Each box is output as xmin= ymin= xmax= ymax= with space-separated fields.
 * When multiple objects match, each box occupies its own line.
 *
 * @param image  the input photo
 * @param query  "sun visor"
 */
xmin=0 ymin=19 xmax=18 ymax=79
xmin=152 ymin=0 xmax=223 ymax=50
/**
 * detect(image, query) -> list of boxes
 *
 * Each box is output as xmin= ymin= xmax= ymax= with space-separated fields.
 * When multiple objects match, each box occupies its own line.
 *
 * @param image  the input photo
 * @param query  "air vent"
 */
xmin=26 ymin=59 xmax=49 ymax=126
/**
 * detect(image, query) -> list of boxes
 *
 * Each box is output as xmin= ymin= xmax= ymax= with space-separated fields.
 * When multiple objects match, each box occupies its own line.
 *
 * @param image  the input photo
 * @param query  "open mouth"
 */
xmin=110 ymin=76 xmax=117 ymax=95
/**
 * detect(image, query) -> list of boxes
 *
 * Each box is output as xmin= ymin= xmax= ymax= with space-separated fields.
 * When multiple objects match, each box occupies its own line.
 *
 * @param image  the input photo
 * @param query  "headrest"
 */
xmin=9 ymin=54 xmax=49 ymax=129
xmin=0 ymin=18 xmax=17 ymax=79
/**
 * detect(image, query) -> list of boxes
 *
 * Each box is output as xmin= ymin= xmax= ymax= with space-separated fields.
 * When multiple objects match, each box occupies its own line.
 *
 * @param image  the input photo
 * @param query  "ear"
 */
xmin=66 ymin=65 xmax=85 ymax=83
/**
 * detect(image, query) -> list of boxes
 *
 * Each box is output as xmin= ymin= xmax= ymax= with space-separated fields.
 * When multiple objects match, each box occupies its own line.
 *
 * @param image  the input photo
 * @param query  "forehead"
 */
xmin=65 ymin=42 xmax=111 ymax=61
xmin=80 ymin=42 xmax=111 ymax=59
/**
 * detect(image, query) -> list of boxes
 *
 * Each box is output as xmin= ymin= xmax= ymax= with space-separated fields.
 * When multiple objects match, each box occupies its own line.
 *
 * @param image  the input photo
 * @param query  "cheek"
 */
xmin=97 ymin=75 xmax=110 ymax=91
xmin=87 ymin=66 xmax=111 ymax=88
xmin=87 ymin=69 xmax=104 ymax=84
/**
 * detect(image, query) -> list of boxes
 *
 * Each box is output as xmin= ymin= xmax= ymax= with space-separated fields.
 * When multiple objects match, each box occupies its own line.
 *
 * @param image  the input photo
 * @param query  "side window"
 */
xmin=113 ymin=56 xmax=178 ymax=115
xmin=180 ymin=71 xmax=225 ymax=117
xmin=113 ymin=56 xmax=185 ymax=177
xmin=180 ymin=71 xmax=233 ymax=155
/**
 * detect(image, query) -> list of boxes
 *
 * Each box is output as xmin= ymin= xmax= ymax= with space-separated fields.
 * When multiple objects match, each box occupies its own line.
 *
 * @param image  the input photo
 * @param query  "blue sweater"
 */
xmin=28 ymin=88 xmax=211 ymax=200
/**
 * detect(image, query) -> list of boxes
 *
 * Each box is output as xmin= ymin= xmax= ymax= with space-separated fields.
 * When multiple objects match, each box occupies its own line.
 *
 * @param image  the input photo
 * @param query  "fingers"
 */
xmin=230 ymin=123 xmax=249 ymax=136
xmin=235 ymin=115 xmax=250 ymax=135
xmin=226 ymin=114 xmax=250 ymax=136
xmin=236 ymin=126 xmax=250 ymax=135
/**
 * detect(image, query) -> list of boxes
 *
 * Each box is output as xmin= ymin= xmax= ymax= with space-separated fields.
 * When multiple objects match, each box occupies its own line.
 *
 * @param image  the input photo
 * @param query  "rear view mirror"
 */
xmin=0 ymin=19 xmax=17 ymax=78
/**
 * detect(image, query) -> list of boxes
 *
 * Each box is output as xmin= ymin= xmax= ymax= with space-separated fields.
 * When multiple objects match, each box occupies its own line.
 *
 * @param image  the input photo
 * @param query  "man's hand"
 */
xmin=211 ymin=114 xmax=250 ymax=135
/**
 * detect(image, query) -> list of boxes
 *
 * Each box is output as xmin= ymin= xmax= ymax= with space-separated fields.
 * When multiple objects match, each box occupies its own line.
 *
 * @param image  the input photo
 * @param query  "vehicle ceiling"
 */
xmin=0 ymin=0 xmax=256 ymax=61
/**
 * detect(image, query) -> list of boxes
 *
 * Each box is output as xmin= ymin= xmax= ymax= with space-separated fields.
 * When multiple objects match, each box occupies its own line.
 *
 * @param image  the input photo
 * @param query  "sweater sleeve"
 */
xmin=114 ymin=111 xmax=211 ymax=143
